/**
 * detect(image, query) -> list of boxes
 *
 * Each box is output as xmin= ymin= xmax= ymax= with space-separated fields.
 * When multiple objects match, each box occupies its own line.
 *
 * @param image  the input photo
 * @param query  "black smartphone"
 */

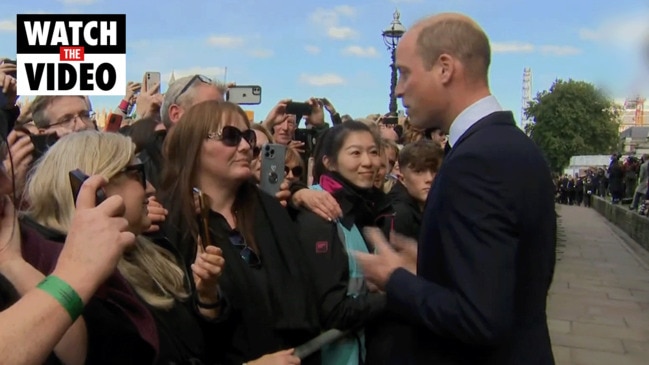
xmin=69 ymin=169 xmax=106 ymax=206
xmin=2 ymin=59 xmax=16 ymax=78
xmin=294 ymin=128 xmax=318 ymax=156
xmin=30 ymin=133 xmax=59 ymax=161
xmin=285 ymin=102 xmax=312 ymax=115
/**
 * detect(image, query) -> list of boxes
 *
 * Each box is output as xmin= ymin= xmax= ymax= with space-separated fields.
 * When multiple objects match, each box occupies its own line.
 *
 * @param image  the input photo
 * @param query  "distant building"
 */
xmin=617 ymin=97 xmax=647 ymax=133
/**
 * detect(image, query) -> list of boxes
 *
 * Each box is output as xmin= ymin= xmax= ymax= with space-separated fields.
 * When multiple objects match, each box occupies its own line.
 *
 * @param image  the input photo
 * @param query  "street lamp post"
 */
xmin=382 ymin=9 xmax=406 ymax=118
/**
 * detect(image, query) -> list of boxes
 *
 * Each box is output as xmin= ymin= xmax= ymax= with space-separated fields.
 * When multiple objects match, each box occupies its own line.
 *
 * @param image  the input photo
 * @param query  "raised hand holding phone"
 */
xmin=69 ymin=169 xmax=106 ymax=206
xmin=55 ymin=175 xmax=135 ymax=296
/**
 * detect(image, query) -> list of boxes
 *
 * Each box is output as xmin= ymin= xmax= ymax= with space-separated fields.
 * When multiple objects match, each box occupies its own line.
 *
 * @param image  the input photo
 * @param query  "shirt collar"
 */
xmin=447 ymin=95 xmax=502 ymax=147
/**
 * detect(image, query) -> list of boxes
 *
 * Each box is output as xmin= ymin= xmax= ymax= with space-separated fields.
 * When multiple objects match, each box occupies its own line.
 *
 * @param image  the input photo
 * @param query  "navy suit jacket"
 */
xmin=384 ymin=111 xmax=556 ymax=365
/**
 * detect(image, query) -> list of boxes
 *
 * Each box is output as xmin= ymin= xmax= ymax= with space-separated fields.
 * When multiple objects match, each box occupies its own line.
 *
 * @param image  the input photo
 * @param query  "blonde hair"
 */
xmin=26 ymin=130 xmax=189 ymax=309
xmin=285 ymin=146 xmax=303 ymax=168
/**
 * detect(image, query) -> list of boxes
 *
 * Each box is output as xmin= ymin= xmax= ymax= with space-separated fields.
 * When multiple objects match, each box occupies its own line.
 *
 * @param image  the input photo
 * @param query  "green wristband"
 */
xmin=37 ymin=275 xmax=84 ymax=321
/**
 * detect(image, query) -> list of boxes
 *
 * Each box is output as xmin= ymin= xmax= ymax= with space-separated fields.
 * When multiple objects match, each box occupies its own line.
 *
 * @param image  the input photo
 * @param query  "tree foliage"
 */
xmin=525 ymin=79 xmax=621 ymax=172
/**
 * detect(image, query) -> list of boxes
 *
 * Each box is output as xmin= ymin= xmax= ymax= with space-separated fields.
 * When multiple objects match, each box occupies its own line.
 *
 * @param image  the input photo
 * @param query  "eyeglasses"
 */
xmin=207 ymin=126 xmax=258 ymax=154
xmin=229 ymin=231 xmax=261 ymax=267
xmin=48 ymin=111 xmax=92 ymax=129
xmin=119 ymin=163 xmax=146 ymax=188
xmin=284 ymin=165 xmax=303 ymax=177
xmin=173 ymin=74 xmax=212 ymax=104
xmin=253 ymin=146 xmax=261 ymax=158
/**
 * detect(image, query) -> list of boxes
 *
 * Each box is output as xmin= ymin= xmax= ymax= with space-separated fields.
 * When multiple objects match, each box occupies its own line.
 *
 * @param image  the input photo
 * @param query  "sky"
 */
xmin=1 ymin=0 xmax=648 ymax=125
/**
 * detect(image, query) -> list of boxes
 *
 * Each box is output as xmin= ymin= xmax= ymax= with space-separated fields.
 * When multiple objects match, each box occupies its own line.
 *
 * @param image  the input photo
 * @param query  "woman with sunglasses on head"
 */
xmin=159 ymin=101 xmax=320 ymax=365
xmin=22 ymin=130 xmax=224 ymax=365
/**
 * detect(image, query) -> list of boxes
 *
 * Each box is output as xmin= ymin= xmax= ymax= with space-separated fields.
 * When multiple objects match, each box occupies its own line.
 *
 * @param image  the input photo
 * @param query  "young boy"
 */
xmin=385 ymin=139 xmax=444 ymax=239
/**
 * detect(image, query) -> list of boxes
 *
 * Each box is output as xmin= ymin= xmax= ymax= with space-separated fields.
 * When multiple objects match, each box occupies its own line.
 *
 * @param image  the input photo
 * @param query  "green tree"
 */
xmin=525 ymin=79 xmax=621 ymax=172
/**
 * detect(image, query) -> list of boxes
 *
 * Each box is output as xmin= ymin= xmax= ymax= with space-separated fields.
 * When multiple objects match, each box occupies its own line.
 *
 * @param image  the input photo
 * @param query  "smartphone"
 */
xmin=144 ymin=71 xmax=161 ymax=92
xmin=259 ymin=143 xmax=287 ymax=196
xmin=294 ymin=128 xmax=317 ymax=157
xmin=69 ymin=169 xmax=106 ymax=206
xmin=192 ymin=187 xmax=212 ymax=250
xmin=226 ymin=85 xmax=262 ymax=105
xmin=2 ymin=59 xmax=16 ymax=78
xmin=104 ymin=113 xmax=123 ymax=133
xmin=30 ymin=133 xmax=60 ymax=161
xmin=285 ymin=102 xmax=312 ymax=116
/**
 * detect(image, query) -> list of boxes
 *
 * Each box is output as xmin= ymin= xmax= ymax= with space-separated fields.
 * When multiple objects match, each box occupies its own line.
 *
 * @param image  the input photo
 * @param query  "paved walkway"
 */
xmin=548 ymin=204 xmax=649 ymax=365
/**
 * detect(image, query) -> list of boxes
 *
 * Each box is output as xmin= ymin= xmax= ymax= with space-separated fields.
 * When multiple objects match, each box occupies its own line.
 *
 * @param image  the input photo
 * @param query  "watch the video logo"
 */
xmin=16 ymin=14 xmax=126 ymax=96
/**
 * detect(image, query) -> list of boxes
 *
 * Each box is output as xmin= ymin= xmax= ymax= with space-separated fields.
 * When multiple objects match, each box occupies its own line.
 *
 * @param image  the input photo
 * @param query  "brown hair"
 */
xmin=416 ymin=14 xmax=491 ymax=81
xmin=29 ymin=95 xmax=87 ymax=128
xmin=250 ymin=123 xmax=274 ymax=144
xmin=398 ymin=139 xmax=444 ymax=172
xmin=285 ymin=146 xmax=303 ymax=168
xmin=159 ymin=100 xmax=258 ymax=248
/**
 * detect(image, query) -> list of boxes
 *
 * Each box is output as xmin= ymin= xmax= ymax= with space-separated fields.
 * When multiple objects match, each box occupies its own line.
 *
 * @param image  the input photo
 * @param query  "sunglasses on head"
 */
xmin=284 ymin=165 xmax=303 ymax=177
xmin=207 ymin=126 xmax=257 ymax=153
xmin=229 ymin=231 xmax=261 ymax=268
xmin=173 ymin=74 xmax=212 ymax=104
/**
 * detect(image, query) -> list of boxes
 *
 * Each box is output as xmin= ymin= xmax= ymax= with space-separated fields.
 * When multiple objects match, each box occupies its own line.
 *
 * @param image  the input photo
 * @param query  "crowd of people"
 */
xmin=0 ymin=12 xmax=557 ymax=365
xmin=556 ymin=153 xmax=649 ymax=214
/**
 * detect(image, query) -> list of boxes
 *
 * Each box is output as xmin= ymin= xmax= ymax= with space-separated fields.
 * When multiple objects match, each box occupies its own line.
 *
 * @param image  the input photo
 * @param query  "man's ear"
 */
xmin=168 ymin=104 xmax=183 ymax=124
xmin=437 ymin=54 xmax=455 ymax=85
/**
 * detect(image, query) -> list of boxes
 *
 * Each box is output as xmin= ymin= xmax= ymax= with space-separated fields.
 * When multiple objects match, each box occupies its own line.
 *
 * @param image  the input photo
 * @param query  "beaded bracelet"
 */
xmin=37 ymin=275 xmax=84 ymax=321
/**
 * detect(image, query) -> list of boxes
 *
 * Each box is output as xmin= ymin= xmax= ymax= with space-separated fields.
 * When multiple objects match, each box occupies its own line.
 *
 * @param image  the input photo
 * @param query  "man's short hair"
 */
xmin=415 ymin=14 xmax=491 ymax=81
xmin=398 ymin=139 xmax=444 ymax=172
xmin=30 ymin=95 xmax=86 ymax=128
xmin=160 ymin=75 xmax=227 ymax=128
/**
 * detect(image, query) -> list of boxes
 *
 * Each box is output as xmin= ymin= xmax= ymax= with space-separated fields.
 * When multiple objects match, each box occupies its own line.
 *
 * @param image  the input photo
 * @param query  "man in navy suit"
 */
xmin=356 ymin=13 xmax=557 ymax=365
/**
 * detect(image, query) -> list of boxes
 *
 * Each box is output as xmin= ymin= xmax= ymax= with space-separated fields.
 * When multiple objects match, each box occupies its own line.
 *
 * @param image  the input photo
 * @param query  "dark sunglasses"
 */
xmin=253 ymin=146 xmax=261 ymax=158
xmin=173 ymin=74 xmax=212 ymax=104
xmin=284 ymin=165 xmax=303 ymax=177
xmin=229 ymin=231 xmax=261 ymax=268
xmin=207 ymin=126 xmax=257 ymax=152
xmin=120 ymin=163 xmax=146 ymax=188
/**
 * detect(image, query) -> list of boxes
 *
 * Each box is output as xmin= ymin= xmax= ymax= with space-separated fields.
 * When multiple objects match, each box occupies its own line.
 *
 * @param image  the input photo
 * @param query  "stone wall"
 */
xmin=591 ymin=196 xmax=649 ymax=252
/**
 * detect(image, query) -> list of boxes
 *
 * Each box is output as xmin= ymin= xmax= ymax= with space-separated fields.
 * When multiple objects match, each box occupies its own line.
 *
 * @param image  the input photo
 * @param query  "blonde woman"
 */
xmin=24 ymin=130 xmax=224 ymax=365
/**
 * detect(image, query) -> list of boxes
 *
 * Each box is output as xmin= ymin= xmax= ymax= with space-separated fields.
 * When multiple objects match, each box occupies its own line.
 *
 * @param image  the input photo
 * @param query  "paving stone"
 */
xmin=571 ymin=322 xmax=649 ymax=341
xmin=547 ymin=205 xmax=649 ymax=364
xmin=570 ymin=348 xmax=648 ymax=365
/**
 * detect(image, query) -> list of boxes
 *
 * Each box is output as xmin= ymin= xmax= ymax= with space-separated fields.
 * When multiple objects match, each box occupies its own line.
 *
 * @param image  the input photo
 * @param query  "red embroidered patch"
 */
xmin=315 ymin=241 xmax=329 ymax=254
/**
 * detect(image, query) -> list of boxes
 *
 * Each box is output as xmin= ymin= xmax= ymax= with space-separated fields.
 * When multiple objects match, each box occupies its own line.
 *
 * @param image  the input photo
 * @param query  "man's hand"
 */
xmin=0 ymin=70 xmax=17 ymax=108
xmin=262 ymin=99 xmax=292 ymax=131
xmin=304 ymin=98 xmax=325 ymax=127
xmin=2 ymin=130 xmax=34 ymax=197
xmin=54 ymin=176 xmax=136 ymax=299
xmin=354 ymin=227 xmax=418 ymax=291
xmin=288 ymin=140 xmax=305 ymax=154
xmin=135 ymin=82 xmax=163 ymax=119
xmin=320 ymin=97 xmax=336 ymax=115
xmin=124 ymin=81 xmax=141 ymax=101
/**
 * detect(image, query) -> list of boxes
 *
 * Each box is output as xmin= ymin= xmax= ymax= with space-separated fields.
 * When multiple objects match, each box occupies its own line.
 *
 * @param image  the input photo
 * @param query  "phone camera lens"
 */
xmin=265 ymin=145 xmax=270 ymax=151
xmin=265 ymin=152 xmax=270 ymax=158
